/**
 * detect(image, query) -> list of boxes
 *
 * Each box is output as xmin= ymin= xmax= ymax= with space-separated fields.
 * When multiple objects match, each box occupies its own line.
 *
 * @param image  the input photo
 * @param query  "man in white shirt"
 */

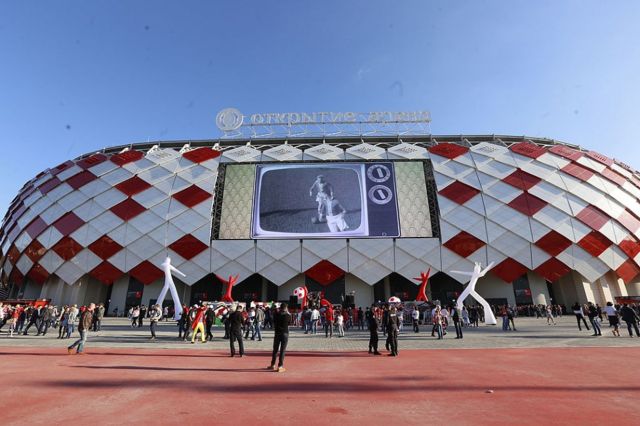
xmin=411 ymin=306 xmax=420 ymax=333
xmin=310 ymin=308 xmax=320 ymax=334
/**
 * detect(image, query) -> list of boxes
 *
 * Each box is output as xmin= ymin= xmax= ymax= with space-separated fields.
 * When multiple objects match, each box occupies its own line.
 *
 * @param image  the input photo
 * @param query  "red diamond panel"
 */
xmin=534 ymin=258 xmax=571 ymax=282
xmin=66 ymin=170 xmax=97 ymax=189
xmin=27 ymin=264 xmax=49 ymax=285
xmin=115 ymin=176 xmax=152 ymax=196
xmin=562 ymin=163 xmax=594 ymax=182
xmin=173 ymin=185 xmax=211 ymax=208
xmin=90 ymin=262 xmax=123 ymax=285
xmin=508 ymin=192 xmax=547 ymax=216
xmin=25 ymin=217 xmax=48 ymax=239
xmin=39 ymin=177 xmax=62 ymax=194
xmin=51 ymin=161 xmax=74 ymax=176
xmin=7 ymin=244 xmax=21 ymax=263
xmin=9 ymin=269 xmax=24 ymax=286
xmin=576 ymin=205 xmax=610 ymax=230
xmin=168 ymin=234 xmax=208 ymax=260
xmin=601 ymin=168 xmax=626 ymax=186
xmin=503 ymin=169 xmax=542 ymax=191
xmin=535 ymin=231 xmax=573 ymax=256
xmin=182 ymin=147 xmax=221 ymax=163
xmin=443 ymin=231 xmax=485 ymax=258
xmin=549 ymin=145 xmax=582 ymax=161
xmin=618 ymin=210 xmax=640 ymax=234
xmin=492 ymin=258 xmax=528 ymax=283
xmin=110 ymin=198 xmax=146 ymax=221
xmin=616 ymin=259 xmax=640 ymax=284
xmin=89 ymin=235 xmax=123 ymax=260
xmin=305 ymin=260 xmax=345 ymax=286
xmin=428 ymin=143 xmax=469 ymax=160
xmin=577 ymin=231 xmax=612 ymax=257
xmin=24 ymin=239 xmax=46 ymax=263
xmin=52 ymin=237 xmax=83 ymax=261
xmin=53 ymin=212 xmax=85 ymax=236
xmin=438 ymin=181 xmax=480 ymax=205
xmin=77 ymin=153 xmax=108 ymax=169
xmin=619 ymin=236 xmax=640 ymax=260
xmin=509 ymin=142 xmax=546 ymax=159
xmin=586 ymin=151 xmax=613 ymax=167
xmin=130 ymin=260 xmax=164 ymax=285
xmin=111 ymin=150 xmax=144 ymax=166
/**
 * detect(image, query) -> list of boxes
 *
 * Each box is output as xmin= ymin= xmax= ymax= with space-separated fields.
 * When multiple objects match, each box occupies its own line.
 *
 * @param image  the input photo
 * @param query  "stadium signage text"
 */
xmin=216 ymin=108 xmax=431 ymax=132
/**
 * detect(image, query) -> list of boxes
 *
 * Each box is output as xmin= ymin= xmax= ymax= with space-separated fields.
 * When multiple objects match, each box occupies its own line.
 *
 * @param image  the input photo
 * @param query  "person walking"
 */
xmin=205 ymin=305 xmax=215 ymax=341
xmin=604 ymin=302 xmax=620 ymax=336
xmin=545 ymin=305 xmax=556 ymax=325
xmin=412 ymin=306 xmax=420 ymax=333
xmin=93 ymin=304 xmax=105 ymax=332
xmin=587 ymin=302 xmax=601 ymax=336
xmin=572 ymin=302 xmax=590 ymax=331
xmin=190 ymin=305 xmax=207 ymax=344
xmin=149 ymin=305 xmax=162 ymax=340
xmin=620 ymin=304 xmax=640 ymax=337
xmin=268 ymin=303 xmax=291 ymax=373
xmin=22 ymin=306 xmax=40 ymax=335
xmin=252 ymin=305 xmax=264 ymax=341
xmin=452 ymin=305 xmax=463 ymax=339
xmin=324 ymin=305 xmax=334 ymax=338
xmin=386 ymin=307 xmax=400 ymax=356
xmin=37 ymin=306 xmax=53 ymax=336
xmin=310 ymin=307 xmax=320 ymax=334
xmin=228 ymin=305 xmax=245 ymax=357
xmin=367 ymin=306 xmax=381 ymax=355
xmin=67 ymin=303 xmax=95 ymax=354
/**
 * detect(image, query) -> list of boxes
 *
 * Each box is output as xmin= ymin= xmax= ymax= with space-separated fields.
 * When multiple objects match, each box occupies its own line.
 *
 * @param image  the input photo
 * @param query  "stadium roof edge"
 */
xmin=76 ymin=134 xmax=582 ymax=160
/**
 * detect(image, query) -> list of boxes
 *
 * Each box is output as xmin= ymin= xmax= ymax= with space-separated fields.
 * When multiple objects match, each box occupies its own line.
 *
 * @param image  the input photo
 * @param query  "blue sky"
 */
xmin=1 ymin=1 xmax=639 ymax=213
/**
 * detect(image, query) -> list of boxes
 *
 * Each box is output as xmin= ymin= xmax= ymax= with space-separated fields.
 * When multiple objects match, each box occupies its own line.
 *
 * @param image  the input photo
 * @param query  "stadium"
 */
xmin=2 ymin=128 xmax=640 ymax=314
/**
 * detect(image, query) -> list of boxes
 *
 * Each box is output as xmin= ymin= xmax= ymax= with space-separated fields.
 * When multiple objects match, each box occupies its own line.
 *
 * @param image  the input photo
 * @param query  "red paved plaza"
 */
xmin=1 ymin=346 xmax=639 ymax=425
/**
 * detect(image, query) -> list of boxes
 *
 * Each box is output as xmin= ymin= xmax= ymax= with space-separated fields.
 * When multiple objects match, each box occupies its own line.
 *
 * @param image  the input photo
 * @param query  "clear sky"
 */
xmin=1 ymin=1 xmax=639 ymax=213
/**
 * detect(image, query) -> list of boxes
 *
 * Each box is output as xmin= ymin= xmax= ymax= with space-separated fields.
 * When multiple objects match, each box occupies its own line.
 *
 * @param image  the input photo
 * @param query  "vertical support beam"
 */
xmin=383 ymin=276 xmax=391 ymax=300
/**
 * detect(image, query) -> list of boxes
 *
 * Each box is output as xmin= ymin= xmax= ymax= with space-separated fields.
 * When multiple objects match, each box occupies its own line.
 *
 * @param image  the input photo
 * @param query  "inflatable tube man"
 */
xmin=157 ymin=256 xmax=187 ymax=320
xmin=413 ymin=268 xmax=431 ymax=302
xmin=450 ymin=262 xmax=497 ymax=326
xmin=216 ymin=274 xmax=239 ymax=303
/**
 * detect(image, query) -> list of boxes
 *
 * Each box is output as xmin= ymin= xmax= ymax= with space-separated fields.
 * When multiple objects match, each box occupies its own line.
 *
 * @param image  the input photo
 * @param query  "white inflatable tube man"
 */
xmin=450 ymin=261 xmax=497 ymax=326
xmin=157 ymin=256 xmax=187 ymax=320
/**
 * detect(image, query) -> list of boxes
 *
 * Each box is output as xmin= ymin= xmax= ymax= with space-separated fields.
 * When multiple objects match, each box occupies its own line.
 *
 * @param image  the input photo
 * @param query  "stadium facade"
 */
xmin=2 ymin=134 xmax=640 ymax=313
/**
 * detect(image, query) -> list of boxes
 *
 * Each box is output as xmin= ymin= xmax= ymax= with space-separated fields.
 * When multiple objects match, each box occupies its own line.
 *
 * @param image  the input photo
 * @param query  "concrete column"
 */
xmin=626 ymin=280 xmax=640 ymax=296
xmin=528 ymin=272 xmax=549 ymax=305
xmin=598 ymin=272 xmax=616 ymax=304
xmin=261 ymin=278 xmax=268 ymax=301
xmin=383 ymin=276 xmax=391 ymax=300
xmin=50 ymin=277 xmax=66 ymax=306
xmin=616 ymin=277 xmax=629 ymax=298
xmin=141 ymin=280 xmax=163 ymax=307
xmin=108 ymin=276 xmax=129 ymax=316
xmin=476 ymin=275 xmax=516 ymax=306
xmin=345 ymin=275 xmax=374 ymax=308
xmin=22 ymin=281 xmax=44 ymax=299
xmin=555 ymin=273 xmax=580 ymax=305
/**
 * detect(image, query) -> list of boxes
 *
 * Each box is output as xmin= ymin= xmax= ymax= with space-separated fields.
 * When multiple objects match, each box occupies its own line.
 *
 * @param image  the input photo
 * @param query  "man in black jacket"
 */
xmin=620 ymin=304 xmax=640 ymax=337
xmin=367 ymin=306 xmax=381 ymax=355
xmin=228 ymin=305 xmax=245 ymax=357
xmin=23 ymin=307 xmax=40 ymax=335
xmin=587 ymin=302 xmax=601 ymax=336
xmin=269 ymin=303 xmax=291 ymax=373
xmin=386 ymin=307 xmax=400 ymax=356
xmin=205 ymin=305 xmax=215 ymax=341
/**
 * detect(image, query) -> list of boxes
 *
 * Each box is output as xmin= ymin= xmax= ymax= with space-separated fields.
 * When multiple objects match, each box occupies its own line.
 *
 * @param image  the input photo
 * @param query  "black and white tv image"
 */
xmin=252 ymin=162 xmax=400 ymax=238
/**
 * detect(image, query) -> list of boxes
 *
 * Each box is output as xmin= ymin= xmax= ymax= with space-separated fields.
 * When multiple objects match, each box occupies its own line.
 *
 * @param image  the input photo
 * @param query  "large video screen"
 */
xmin=252 ymin=163 xmax=400 ymax=238
xmin=217 ymin=160 xmax=434 ymax=240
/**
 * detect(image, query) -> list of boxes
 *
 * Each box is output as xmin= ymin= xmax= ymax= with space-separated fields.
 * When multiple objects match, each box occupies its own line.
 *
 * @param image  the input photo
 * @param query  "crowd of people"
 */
xmin=0 ymin=302 xmax=105 ymax=338
xmin=2 ymin=299 xmax=640 ymax=366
